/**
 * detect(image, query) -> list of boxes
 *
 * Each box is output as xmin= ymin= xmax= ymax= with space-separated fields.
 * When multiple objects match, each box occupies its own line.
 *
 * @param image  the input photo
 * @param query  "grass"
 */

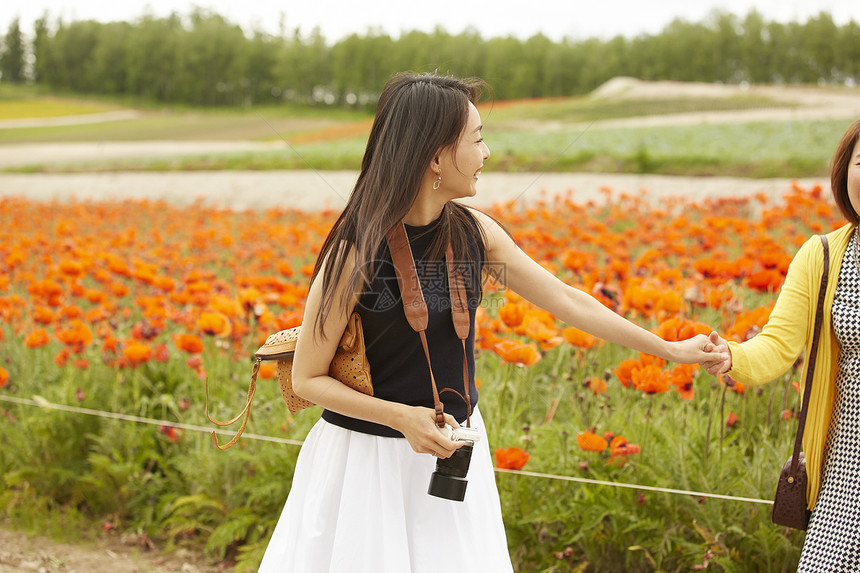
xmin=480 ymin=94 xmax=794 ymax=123
xmin=3 ymin=119 xmax=842 ymax=178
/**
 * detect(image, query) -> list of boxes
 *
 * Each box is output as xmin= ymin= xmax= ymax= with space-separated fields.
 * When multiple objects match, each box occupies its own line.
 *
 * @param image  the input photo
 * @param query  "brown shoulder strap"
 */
xmin=791 ymin=234 xmax=829 ymax=474
xmin=446 ymin=242 xmax=472 ymax=426
xmin=385 ymin=222 xmax=472 ymax=428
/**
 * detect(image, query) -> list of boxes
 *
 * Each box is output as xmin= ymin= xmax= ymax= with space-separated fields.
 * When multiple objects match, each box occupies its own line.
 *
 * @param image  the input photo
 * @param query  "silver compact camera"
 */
xmin=439 ymin=424 xmax=481 ymax=443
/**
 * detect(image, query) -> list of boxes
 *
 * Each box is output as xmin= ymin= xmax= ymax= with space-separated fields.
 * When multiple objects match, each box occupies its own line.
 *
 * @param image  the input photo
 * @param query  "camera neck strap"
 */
xmin=386 ymin=221 xmax=472 ymax=429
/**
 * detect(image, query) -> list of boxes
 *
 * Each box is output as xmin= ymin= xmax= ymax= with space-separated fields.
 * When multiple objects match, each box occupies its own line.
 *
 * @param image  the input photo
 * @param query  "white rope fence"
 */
xmin=0 ymin=394 xmax=773 ymax=505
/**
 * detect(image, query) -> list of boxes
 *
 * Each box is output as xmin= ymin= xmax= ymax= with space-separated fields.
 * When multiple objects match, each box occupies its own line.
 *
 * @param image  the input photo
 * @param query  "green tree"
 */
xmin=32 ymin=13 xmax=50 ymax=83
xmin=124 ymin=14 xmax=182 ymax=101
xmin=86 ymin=21 xmax=131 ymax=94
xmin=0 ymin=18 xmax=26 ymax=82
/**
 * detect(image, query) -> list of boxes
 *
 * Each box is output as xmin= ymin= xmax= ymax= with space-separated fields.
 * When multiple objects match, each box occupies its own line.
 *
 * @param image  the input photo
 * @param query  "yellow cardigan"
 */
xmin=727 ymin=223 xmax=854 ymax=509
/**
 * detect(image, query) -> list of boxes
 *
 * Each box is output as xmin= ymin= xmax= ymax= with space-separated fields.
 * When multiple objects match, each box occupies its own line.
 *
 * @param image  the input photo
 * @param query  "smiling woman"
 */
xmin=246 ymin=70 xmax=723 ymax=573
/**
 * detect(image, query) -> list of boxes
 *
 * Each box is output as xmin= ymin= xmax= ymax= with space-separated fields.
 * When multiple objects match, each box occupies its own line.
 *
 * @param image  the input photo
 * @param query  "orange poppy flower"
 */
xmin=562 ymin=249 xmax=590 ymax=272
xmin=613 ymin=359 xmax=640 ymax=388
xmin=608 ymin=435 xmax=641 ymax=465
xmin=197 ymin=311 xmax=232 ymax=337
xmin=277 ymin=310 xmax=304 ymax=330
xmin=238 ymin=287 xmax=263 ymax=313
xmin=492 ymin=338 xmax=541 ymax=367
xmin=259 ymin=362 xmax=277 ymax=379
xmin=61 ymin=305 xmax=83 ymax=319
xmin=32 ymin=305 xmax=58 ymax=325
xmin=25 ymin=329 xmax=51 ymax=348
xmin=85 ymin=289 xmax=107 ymax=304
xmin=587 ymin=376 xmax=607 ymax=395
xmin=102 ymin=334 xmax=119 ymax=353
xmin=130 ymin=320 xmax=162 ymax=341
xmin=746 ymin=270 xmax=784 ymax=292
xmin=175 ymin=333 xmax=204 ymax=354
xmin=631 ymin=364 xmax=670 ymax=394
xmin=494 ymin=447 xmax=531 ymax=470
xmin=277 ymin=261 xmax=294 ymax=277
xmin=55 ymin=319 xmax=93 ymax=351
xmin=0 ymin=367 xmax=9 ymax=388
xmin=123 ymin=341 xmax=152 ymax=365
xmin=655 ymin=291 xmax=683 ymax=315
xmin=576 ymin=430 xmax=608 ymax=452
xmin=210 ymin=295 xmax=244 ymax=318
xmin=638 ymin=353 xmax=666 ymax=368
xmin=498 ymin=302 xmax=527 ymax=329
xmin=110 ymin=282 xmax=130 ymax=297
xmin=562 ymin=327 xmax=597 ymax=349
xmin=726 ymin=412 xmax=739 ymax=427
xmin=154 ymin=343 xmax=169 ymax=363
xmin=59 ymin=259 xmax=85 ymax=278
xmin=521 ymin=314 xmax=558 ymax=343
xmin=186 ymin=355 xmax=204 ymax=371
xmin=54 ymin=348 xmax=70 ymax=366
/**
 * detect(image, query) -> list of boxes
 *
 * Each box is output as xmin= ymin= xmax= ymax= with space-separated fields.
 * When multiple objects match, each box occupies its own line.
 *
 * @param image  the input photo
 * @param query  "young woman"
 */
xmin=258 ymin=72 xmax=724 ymax=572
xmin=705 ymin=117 xmax=860 ymax=571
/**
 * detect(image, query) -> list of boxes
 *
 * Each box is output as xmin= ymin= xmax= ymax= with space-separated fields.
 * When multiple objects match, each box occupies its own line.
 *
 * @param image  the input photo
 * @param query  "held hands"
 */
xmin=668 ymin=333 xmax=730 ymax=366
xmin=701 ymin=331 xmax=732 ymax=376
xmin=393 ymin=405 xmax=464 ymax=459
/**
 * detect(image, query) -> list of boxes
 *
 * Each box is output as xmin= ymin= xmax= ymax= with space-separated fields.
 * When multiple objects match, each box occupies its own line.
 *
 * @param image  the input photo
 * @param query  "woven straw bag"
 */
xmin=206 ymin=311 xmax=371 ymax=449
xmin=262 ymin=311 xmax=372 ymax=414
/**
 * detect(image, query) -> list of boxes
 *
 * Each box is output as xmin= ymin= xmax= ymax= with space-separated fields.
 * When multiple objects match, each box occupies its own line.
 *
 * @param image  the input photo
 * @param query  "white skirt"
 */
xmin=258 ymin=407 xmax=513 ymax=573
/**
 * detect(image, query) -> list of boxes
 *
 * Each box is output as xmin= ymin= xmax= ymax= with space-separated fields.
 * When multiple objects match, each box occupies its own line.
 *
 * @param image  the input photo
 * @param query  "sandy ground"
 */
xmin=0 ymin=527 xmax=223 ymax=573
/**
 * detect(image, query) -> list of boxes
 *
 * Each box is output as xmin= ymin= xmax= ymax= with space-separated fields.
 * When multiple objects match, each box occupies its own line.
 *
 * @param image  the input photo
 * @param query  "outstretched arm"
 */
xmin=474 ymin=209 xmax=727 ymax=364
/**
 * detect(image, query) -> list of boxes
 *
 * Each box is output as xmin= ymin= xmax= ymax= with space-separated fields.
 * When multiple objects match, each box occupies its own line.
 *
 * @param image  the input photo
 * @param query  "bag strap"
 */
xmin=205 ymin=360 xmax=259 ymax=450
xmin=386 ymin=222 xmax=472 ymax=428
xmin=790 ymin=234 xmax=829 ymax=474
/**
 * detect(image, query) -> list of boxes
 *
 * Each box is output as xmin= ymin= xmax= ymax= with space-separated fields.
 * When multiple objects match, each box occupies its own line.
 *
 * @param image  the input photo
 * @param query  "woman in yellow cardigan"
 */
xmin=707 ymin=117 xmax=860 ymax=570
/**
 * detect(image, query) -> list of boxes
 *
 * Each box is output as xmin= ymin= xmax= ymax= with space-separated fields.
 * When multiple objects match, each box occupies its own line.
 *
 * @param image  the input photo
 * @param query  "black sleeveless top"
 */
xmin=321 ymin=213 xmax=485 ymax=437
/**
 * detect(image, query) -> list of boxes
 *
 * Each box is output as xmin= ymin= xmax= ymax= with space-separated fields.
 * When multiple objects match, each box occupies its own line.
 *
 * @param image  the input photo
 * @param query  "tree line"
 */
xmin=1 ymin=9 xmax=858 ymax=106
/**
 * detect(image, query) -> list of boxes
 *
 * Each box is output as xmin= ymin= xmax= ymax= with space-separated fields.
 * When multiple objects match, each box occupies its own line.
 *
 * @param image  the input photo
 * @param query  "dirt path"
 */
xmin=0 ymin=170 xmax=826 ymax=211
xmin=0 ymin=527 xmax=224 ymax=573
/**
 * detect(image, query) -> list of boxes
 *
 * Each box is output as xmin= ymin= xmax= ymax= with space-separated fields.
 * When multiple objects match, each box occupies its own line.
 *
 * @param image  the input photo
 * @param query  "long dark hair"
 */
xmin=312 ymin=72 xmax=488 ymax=337
xmin=832 ymin=117 xmax=860 ymax=225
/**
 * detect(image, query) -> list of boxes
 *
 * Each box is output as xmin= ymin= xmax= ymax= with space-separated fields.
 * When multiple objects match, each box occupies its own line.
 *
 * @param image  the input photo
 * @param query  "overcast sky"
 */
xmin=2 ymin=0 xmax=858 ymax=42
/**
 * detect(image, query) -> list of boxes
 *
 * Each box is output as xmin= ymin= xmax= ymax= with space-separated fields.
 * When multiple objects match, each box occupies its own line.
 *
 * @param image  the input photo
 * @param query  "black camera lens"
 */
xmin=428 ymin=442 xmax=474 ymax=501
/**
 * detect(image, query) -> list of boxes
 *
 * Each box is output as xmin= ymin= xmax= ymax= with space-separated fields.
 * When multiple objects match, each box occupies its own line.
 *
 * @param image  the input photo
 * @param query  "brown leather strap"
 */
xmin=385 ymin=222 xmax=472 ymax=428
xmin=791 ymin=235 xmax=829 ymax=474
xmin=446 ymin=242 xmax=472 ymax=426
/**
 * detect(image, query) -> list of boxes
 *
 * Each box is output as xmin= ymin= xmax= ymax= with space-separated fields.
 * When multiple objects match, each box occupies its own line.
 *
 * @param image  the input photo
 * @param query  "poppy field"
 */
xmin=0 ymin=183 xmax=839 ymax=571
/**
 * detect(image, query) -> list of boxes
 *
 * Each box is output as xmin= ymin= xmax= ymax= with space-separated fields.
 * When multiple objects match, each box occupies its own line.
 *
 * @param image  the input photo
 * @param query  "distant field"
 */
xmin=3 ymin=120 xmax=842 ymax=179
xmin=0 ymin=97 xmax=121 ymax=120
xmin=0 ymin=88 xmax=786 ymax=143
xmin=0 ymin=84 xmax=854 ymax=178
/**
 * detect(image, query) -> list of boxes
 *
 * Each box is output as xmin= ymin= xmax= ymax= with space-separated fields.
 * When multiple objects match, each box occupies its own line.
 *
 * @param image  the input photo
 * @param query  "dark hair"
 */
xmin=832 ymin=118 xmax=860 ymax=224
xmin=312 ymin=72 xmax=488 ymax=337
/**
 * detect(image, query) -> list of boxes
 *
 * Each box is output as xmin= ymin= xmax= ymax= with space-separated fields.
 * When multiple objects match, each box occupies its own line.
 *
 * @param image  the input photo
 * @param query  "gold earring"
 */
xmin=433 ymin=174 xmax=441 ymax=190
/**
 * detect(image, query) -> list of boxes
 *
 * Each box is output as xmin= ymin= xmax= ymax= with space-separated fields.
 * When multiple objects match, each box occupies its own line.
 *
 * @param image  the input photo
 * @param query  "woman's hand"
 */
xmin=701 ymin=331 xmax=732 ymax=376
xmin=666 ymin=333 xmax=730 ymax=366
xmin=391 ymin=405 xmax=464 ymax=459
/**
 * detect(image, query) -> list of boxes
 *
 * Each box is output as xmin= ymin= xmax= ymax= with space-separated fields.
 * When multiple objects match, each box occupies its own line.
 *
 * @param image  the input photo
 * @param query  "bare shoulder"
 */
xmin=463 ymin=206 xmax=509 ymax=258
